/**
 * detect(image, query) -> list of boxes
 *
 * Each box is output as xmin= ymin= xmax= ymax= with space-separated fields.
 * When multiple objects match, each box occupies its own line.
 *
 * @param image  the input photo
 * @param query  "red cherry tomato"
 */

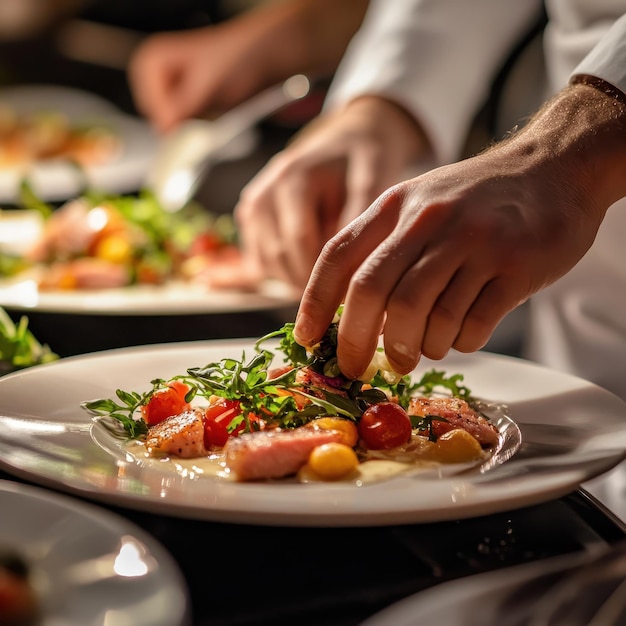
xmin=203 ymin=399 xmax=243 ymax=448
xmin=358 ymin=402 xmax=412 ymax=450
xmin=141 ymin=381 xmax=191 ymax=426
xmin=190 ymin=232 xmax=222 ymax=256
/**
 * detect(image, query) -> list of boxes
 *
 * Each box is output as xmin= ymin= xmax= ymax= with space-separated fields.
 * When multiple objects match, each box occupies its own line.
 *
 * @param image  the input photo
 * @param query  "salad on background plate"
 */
xmin=0 ymin=184 xmax=243 ymax=293
xmin=0 ymin=305 xmax=57 ymax=375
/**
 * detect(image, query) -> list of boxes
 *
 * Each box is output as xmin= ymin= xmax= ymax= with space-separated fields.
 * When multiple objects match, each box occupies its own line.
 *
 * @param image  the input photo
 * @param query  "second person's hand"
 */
xmin=235 ymin=95 xmax=430 ymax=289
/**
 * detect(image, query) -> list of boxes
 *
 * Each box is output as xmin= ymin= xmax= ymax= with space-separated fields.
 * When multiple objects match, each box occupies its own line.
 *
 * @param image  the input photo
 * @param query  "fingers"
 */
xmin=294 ymin=187 xmax=404 ymax=356
xmin=129 ymin=36 xmax=179 ymax=129
xmin=236 ymin=161 xmax=327 ymax=287
xmin=419 ymin=265 xmax=494 ymax=361
xmin=340 ymin=142 xmax=386 ymax=229
xmin=129 ymin=33 xmax=219 ymax=132
xmin=296 ymin=182 xmax=525 ymax=379
xmin=271 ymin=174 xmax=327 ymax=285
xmin=453 ymin=278 xmax=521 ymax=353
xmin=381 ymin=247 xmax=471 ymax=374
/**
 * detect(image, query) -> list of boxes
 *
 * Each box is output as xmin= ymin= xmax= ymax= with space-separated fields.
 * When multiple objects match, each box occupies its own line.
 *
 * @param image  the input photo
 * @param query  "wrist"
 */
xmin=505 ymin=79 xmax=626 ymax=215
xmin=344 ymin=95 xmax=432 ymax=161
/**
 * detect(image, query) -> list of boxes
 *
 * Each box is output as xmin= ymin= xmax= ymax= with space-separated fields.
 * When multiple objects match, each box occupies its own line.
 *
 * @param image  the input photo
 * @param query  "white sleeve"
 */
xmin=325 ymin=0 xmax=544 ymax=165
xmin=570 ymin=12 xmax=626 ymax=93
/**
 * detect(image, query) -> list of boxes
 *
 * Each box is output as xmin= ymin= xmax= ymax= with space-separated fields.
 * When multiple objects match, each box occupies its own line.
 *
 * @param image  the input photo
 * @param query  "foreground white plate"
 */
xmin=0 ymin=342 xmax=624 ymax=526
xmin=0 ymin=274 xmax=299 ymax=315
xmin=0 ymin=479 xmax=189 ymax=625
xmin=363 ymin=540 xmax=626 ymax=626
xmin=0 ymin=85 xmax=159 ymax=204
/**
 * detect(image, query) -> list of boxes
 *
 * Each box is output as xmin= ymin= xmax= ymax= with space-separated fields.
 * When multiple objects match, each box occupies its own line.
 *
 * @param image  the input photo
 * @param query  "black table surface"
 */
xmin=1 ymin=468 xmax=624 ymax=626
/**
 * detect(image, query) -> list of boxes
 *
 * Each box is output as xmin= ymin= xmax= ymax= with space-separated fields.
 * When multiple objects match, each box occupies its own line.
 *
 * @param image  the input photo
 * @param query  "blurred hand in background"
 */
xmin=128 ymin=0 xmax=368 ymax=133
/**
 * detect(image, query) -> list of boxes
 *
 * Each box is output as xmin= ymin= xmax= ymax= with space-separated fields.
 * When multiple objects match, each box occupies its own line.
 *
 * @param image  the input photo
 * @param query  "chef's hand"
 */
xmin=235 ymin=95 xmax=431 ymax=289
xmin=294 ymin=81 xmax=626 ymax=379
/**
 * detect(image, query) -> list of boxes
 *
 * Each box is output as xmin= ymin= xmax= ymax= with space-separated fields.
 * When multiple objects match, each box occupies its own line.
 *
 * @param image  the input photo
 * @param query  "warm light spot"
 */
xmin=87 ymin=205 xmax=110 ymax=231
xmin=113 ymin=537 xmax=150 ymax=578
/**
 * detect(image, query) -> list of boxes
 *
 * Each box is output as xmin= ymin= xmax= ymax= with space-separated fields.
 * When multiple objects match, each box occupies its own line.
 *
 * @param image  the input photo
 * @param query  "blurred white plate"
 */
xmin=0 ymin=479 xmax=189 ymax=626
xmin=363 ymin=540 xmax=626 ymax=626
xmin=0 ymin=204 xmax=299 ymax=317
xmin=0 ymin=345 xmax=624 ymax=526
xmin=0 ymin=85 xmax=159 ymax=203
xmin=0 ymin=274 xmax=298 ymax=315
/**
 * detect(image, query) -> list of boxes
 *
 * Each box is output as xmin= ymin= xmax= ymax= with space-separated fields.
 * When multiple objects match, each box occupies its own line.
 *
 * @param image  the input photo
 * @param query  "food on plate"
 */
xmin=0 ymin=306 xmax=57 ymax=375
xmin=83 ymin=309 xmax=505 ymax=484
xmin=0 ymin=547 xmax=39 ymax=626
xmin=0 ymin=186 xmax=247 ymax=290
xmin=0 ymin=105 xmax=121 ymax=169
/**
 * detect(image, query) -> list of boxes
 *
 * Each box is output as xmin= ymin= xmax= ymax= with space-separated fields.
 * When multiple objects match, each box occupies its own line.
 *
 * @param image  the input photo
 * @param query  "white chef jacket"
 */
xmin=325 ymin=0 xmax=626 ymax=521
xmin=325 ymin=0 xmax=544 ymax=165
xmin=525 ymin=9 xmax=626 ymax=401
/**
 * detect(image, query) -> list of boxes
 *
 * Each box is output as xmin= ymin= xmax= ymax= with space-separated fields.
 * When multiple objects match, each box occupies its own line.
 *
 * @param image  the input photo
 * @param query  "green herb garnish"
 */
xmin=83 ymin=312 xmax=474 ymax=439
xmin=0 ymin=307 xmax=58 ymax=373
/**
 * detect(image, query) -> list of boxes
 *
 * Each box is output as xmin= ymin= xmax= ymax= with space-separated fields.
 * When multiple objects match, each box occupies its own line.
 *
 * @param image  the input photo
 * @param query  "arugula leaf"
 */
xmin=0 ymin=307 xmax=58 ymax=372
xmin=410 ymin=369 xmax=473 ymax=400
xmin=256 ymin=323 xmax=308 ymax=367
xmin=0 ymin=252 xmax=31 ymax=278
xmin=409 ymin=414 xmax=451 ymax=442
xmin=17 ymin=180 xmax=53 ymax=219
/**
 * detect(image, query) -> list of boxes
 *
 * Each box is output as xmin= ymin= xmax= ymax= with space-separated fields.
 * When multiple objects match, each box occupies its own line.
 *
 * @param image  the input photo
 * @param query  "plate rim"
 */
xmin=0 ymin=477 xmax=190 ymax=625
xmin=0 ymin=276 xmax=300 ymax=315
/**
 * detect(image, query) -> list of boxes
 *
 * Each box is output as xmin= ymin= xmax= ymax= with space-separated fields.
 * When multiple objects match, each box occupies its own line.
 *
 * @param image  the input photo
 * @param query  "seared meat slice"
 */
xmin=224 ymin=427 xmax=344 ymax=481
xmin=408 ymin=396 xmax=498 ymax=447
xmin=145 ymin=409 xmax=207 ymax=458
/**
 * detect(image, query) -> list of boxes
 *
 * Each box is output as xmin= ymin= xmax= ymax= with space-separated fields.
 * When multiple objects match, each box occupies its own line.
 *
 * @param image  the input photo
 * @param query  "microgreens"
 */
xmin=82 ymin=316 xmax=473 ymax=439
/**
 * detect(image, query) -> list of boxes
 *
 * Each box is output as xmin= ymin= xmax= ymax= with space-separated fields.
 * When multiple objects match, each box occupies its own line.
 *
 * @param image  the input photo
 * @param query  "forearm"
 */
xmin=501 ymin=79 xmax=626 ymax=217
xmin=222 ymin=0 xmax=369 ymax=90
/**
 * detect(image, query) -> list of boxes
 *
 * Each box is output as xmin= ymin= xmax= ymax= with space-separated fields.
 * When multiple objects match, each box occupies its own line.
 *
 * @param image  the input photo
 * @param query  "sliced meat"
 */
xmin=38 ymin=257 xmax=130 ymax=290
xmin=145 ymin=409 xmax=207 ymax=458
xmin=224 ymin=427 xmax=344 ymax=481
xmin=408 ymin=396 xmax=499 ymax=447
xmin=26 ymin=198 xmax=93 ymax=261
xmin=185 ymin=246 xmax=258 ymax=291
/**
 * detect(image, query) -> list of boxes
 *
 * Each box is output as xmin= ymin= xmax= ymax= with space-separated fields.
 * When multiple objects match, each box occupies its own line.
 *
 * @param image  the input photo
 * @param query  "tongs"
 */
xmin=146 ymin=74 xmax=311 ymax=212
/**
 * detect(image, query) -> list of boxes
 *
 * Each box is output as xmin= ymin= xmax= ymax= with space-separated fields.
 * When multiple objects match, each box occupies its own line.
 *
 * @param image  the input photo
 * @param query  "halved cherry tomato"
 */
xmin=203 ymin=399 xmax=243 ymax=448
xmin=203 ymin=399 xmax=266 ymax=448
xmin=358 ymin=402 xmax=412 ymax=450
xmin=140 ymin=381 xmax=191 ymax=426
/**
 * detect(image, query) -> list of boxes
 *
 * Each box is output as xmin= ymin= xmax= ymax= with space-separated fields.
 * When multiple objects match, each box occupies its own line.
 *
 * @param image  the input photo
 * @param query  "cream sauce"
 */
xmin=126 ymin=436 xmax=481 ymax=485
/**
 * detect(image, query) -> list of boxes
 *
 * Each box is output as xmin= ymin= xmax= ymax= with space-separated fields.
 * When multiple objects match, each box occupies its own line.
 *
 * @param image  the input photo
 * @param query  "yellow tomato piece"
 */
xmin=307 ymin=443 xmax=359 ymax=480
xmin=94 ymin=234 xmax=132 ymax=264
xmin=309 ymin=417 xmax=358 ymax=447
xmin=433 ymin=429 xmax=484 ymax=463
xmin=56 ymin=270 xmax=78 ymax=290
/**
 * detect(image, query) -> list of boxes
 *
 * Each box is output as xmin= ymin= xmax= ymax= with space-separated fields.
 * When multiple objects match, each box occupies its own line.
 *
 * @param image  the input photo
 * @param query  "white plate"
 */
xmin=362 ymin=541 xmax=626 ymax=626
xmin=0 ymin=85 xmax=159 ymax=204
xmin=0 ymin=274 xmax=299 ymax=315
xmin=0 ymin=479 xmax=189 ymax=626
xmin=0 ymin=343 xmax=624 ymax=527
